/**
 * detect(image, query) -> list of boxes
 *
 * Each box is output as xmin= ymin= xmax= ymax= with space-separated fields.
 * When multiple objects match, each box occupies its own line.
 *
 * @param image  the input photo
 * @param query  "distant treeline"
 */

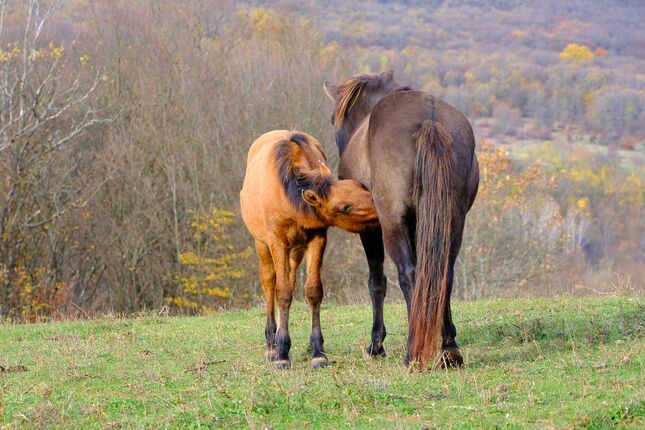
xmin=256 ymin=0 xmax=645 ymax=147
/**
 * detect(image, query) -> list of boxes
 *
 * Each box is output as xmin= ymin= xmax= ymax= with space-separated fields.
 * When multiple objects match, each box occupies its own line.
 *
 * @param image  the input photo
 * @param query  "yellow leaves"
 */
xmin=1 ymin=43 xmax=66 ymax=63
xmin=51 ymin=47 xmax=64 ymax=60
xmin=559 ymin=43 xmax=594 ymax=64
xmin=320 ymin=41 xmax=340 ymax=65
xmin=246 ymin=7 xmax=273 ymax=35
xmin=168 ymin=207 xmax=252 ymax=313
xmin=0 ymin=46 xmax=21 ymax=62
xmin=47 ymin=42 xmax=64 ymax=61
xmin=582 ymin=91 xmax=595 ymax=109
xmin=576 ymin=197 xmax=590 ymax=210
xmin=379 ymin=54 xmax=390 ymax=71
xmin=80 ymin=54 xmax=90 ymax=64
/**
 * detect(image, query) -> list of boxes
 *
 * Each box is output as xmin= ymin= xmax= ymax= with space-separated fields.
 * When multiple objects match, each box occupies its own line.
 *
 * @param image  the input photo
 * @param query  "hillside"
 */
xmin=254 ymin=0 xmax=645 ymax=144
xmin=1 ymin=297 xmax=643 ymax=428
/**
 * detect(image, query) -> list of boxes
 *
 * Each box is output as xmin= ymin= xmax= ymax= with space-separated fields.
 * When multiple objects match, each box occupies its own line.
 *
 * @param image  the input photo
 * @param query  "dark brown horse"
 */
xmin=323 ymin=71 xmax=479 ymax=368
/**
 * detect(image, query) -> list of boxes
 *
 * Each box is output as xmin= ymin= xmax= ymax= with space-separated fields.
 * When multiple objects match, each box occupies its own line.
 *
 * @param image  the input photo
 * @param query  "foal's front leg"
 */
xmin=304 ymin=231 xmax=329 ymax=368
xmin=270 ymin=240 xmax=295 ymax=369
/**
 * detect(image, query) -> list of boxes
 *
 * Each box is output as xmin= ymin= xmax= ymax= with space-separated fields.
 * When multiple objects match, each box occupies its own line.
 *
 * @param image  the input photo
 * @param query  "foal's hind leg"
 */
xmin=360 ymin=228 xmax=388 ymax=357
xmin=255 ymin=241 xmax=277 ymax=362
xmin=304 ymin=231 xmax=329 ymax=368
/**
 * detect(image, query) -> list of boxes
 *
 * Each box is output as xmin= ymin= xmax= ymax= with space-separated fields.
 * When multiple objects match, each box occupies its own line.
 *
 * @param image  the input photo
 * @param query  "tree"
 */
xmin=0 ymin=0 xmax=106 ymax=319
xmin=559 ymin=43 xmax=594 ymax=64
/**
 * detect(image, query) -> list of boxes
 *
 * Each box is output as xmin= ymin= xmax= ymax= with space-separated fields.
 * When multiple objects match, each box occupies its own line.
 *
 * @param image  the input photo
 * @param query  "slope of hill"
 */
xmin=253 ymin=0 xmax=645 ymax=144
xmin=1 ymin=297 xmax=643 ymax=428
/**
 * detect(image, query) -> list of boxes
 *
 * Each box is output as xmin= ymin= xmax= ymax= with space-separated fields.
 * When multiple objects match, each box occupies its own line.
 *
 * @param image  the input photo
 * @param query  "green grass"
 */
xmin=1 ymin=297 xmax=644 ymax=429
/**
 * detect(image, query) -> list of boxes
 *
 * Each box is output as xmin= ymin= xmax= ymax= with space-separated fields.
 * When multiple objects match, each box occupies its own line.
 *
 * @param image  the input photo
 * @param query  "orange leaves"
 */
xmin=2 ymin=265 xmax=71 ymax=322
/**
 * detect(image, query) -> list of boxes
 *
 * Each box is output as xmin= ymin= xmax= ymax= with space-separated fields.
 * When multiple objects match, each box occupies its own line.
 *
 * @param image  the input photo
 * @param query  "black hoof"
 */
xmin=439 ymin=347 xmax=464 ymax=368
xmin=273 ymin=359 xmax=291 ymax=370
xmin=403 ymin=354 xmax=410 ymax=368
xmin=366 ymin=344 xmax=386 ymax=358
xmin=311 ymin=355 xmax=329 ymax=369
xmin=265 ymin=348 xmax=278 ymax=362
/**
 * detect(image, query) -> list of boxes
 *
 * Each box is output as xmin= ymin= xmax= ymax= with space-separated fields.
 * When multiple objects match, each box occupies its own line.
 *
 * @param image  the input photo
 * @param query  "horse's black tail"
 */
xmin=409 ymin=120 xmax=455 ymax=368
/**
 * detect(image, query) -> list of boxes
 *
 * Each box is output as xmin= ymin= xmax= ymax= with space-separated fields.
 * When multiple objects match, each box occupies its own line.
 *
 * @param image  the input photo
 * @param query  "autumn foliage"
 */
xmin=0 ymin=1 xmax=642 ymax=320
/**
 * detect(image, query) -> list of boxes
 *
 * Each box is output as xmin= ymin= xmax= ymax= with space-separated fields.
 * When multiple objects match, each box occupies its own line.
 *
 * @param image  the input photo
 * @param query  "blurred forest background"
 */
xmin=0 ymin=0 xmax=643 ymax=321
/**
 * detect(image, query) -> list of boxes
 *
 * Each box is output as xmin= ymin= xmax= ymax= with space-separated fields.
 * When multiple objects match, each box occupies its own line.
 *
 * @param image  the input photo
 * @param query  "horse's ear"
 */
xmin=319 ymin=163 xmax=332 ymax=177
xmin=323 ymin=80 xmax=338 ymax=101
xmin=384 ymin=70 xmax=394 ymax=81
xmin=302 ymin=190 xmax=321 ymax=207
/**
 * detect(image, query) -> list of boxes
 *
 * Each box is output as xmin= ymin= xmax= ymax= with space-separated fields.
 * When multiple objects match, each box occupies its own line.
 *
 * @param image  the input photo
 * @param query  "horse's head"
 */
xmin=302 ymin=178 xmax=378 ymax=233
xmin=323 ymin=70 xmax=407 ymax=153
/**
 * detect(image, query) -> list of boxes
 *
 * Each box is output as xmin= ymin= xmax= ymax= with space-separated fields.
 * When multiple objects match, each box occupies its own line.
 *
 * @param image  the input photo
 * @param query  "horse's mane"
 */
xmin=334 ymin=71 xmax=411 ymax=125
xmin=275 ymin=133 xmax=333 ymax=215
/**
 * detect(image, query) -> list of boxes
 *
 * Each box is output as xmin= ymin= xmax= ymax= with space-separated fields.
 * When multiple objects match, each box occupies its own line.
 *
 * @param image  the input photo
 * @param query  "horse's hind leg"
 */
xmin=440 ymin=221 xmax=466 ymax=368
xmin=439 ymin=255 xmax=463 ymax=368
xmin=270 ymin=240 xmax=295 ymax=369
xmin=255 ymin=240 xmax=277 ymax=362
xmin=380 ymin=219 xmax=416 ymax=366
xmin=360 ymin=228 xmax=388 ymax=357
xmin=304 ymin=231 xmax=329 ymax=368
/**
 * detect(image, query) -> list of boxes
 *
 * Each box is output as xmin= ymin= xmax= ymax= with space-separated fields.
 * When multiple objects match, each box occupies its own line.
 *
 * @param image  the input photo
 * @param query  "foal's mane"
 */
xmin=333 ymin=71 xmax=410 ymax=125
xmin=275 ymin=133 xmax=333 ymax=215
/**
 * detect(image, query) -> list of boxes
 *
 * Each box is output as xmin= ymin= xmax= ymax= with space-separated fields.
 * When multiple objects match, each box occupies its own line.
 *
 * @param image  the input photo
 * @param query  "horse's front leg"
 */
xmin=304 ymin=231 xmax=329 ymax=368
xmin=360 ymin=228 xmax=388 ymax=357
xmin=270 ymin=239 xmax=295 ymax=369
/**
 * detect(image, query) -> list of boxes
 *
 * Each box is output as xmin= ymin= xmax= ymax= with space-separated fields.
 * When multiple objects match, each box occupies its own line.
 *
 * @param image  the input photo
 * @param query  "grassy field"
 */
xmin=1 ymin=297 xmax=643 ymax=429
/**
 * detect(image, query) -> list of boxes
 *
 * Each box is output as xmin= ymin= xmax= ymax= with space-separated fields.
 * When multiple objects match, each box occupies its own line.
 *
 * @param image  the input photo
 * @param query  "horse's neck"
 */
xmin=338 ymin=115 xmax=372 ymax=189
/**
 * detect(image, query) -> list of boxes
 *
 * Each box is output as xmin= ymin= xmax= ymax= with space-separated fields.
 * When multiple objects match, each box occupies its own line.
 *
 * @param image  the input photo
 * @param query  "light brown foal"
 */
xmin=240 ymin=130 xmax=378 ymax=369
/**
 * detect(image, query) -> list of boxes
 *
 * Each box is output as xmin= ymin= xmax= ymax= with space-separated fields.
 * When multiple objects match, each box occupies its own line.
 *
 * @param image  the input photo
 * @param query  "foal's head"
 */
xmin=276 ymin=132 xmax=378 ymax=233
xmin=302 ymin=176 xmax=378 ymax=233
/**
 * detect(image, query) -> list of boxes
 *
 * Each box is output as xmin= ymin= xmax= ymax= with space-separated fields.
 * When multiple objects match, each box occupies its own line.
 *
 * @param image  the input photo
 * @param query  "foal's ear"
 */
xmin=323 ymin=80 xmax=338 ymax=101
xmin=302 ymin=190 xmax=321 ymax=207
xmin=384 ymin=70 xmax=394 ymax=81
xmin=319 ymin=162 xmax=332 ymax=177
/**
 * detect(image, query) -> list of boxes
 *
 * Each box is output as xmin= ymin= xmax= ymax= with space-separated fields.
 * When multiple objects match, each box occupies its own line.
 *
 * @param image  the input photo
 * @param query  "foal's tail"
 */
xmin=409 ymin=120 xmax=455 ymax=368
